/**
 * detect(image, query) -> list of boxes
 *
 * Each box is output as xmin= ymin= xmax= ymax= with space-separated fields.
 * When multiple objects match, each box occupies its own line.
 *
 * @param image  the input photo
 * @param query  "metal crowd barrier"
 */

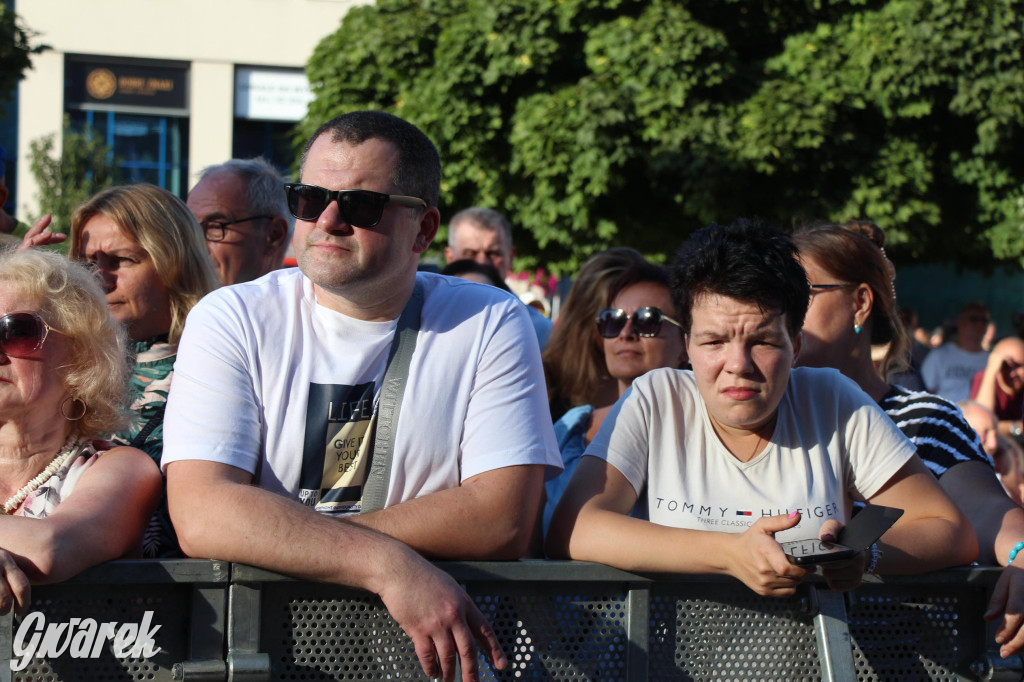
xmin=0 ymin=559 xmax=1019 ymax=681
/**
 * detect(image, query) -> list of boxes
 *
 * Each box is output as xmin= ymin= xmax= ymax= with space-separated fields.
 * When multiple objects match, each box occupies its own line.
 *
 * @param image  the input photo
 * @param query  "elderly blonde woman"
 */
xmin=0 ymin=249 xmax=160 ymax=613
xmin=70 ymin=184 xmax=218 ymax=557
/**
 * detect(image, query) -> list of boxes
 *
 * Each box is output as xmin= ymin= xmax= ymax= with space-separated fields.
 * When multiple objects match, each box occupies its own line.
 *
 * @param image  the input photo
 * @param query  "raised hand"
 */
xmin=18 ymin=215 xmax=67 ymax=251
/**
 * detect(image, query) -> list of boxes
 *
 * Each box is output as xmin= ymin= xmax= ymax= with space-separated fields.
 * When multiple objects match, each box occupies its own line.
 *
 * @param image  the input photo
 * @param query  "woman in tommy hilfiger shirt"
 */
xmin=547 ymin=218 xmax=976 ymax=597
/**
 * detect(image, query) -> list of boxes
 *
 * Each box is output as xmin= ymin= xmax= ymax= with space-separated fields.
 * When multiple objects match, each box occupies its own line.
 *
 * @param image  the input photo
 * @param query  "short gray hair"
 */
xmin=198 ymin=157 xmax=294 ymax=242
xmin=448 ymin=207 xmax=513 ymax=251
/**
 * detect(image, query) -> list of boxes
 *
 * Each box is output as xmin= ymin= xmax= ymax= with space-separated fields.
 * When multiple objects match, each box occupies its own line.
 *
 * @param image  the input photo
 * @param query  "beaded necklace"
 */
xmin=0 ymin=434 xmax=79 ymax=515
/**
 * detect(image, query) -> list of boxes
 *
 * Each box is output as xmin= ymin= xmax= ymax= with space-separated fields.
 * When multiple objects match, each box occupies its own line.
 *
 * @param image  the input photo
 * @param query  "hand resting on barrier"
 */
xmin=0 ymin=549 xmax=30 ymax=616
xmin=987 ymin=565 xmax=1024 ymax=659
xmin=938 ymin=459 xmax=1024 ymax=658
xmin=726 ymin=513 xmax=812 ymax=596
xmin=377 ymin=544 xmax=507 ymax=682
xmin=169 ymin=459 xmax=507 ymax=682
xmin=814 ymin=519 xmax=869 ymax=593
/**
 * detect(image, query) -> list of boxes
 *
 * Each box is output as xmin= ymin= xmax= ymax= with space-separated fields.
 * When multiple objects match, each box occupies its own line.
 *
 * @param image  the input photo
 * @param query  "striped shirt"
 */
xmin=879 ymin=385 xmax=991 ymax=477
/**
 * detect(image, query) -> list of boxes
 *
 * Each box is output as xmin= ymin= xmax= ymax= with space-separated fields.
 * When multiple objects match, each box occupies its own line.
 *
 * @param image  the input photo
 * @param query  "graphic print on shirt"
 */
xmin=301 ymin=382 xmax=376 ymax=516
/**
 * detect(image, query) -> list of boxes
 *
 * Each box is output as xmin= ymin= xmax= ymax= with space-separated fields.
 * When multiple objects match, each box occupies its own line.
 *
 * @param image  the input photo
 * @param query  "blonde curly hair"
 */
xmin=0 ymin=249 xmax=130 ymax=438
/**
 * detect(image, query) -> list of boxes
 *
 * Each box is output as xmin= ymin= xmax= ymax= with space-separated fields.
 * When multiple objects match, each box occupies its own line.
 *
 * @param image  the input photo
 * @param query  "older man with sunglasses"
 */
xmin=162 ymin=111 xmax=560 ymax=682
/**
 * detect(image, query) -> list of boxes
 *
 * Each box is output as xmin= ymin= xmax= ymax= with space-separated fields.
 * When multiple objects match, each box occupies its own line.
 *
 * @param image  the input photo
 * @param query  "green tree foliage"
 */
xmin=0 ymin=6 xmax=47 ymax=115
xmin=29 ymin=119 xmax=117 ymax=240
xmin=302 ymin=0 xmax=1024 ymax=273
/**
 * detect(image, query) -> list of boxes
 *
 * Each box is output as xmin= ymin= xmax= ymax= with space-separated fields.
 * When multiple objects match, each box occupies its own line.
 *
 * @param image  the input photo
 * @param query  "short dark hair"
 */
xmin=670 ymin=218 xmax=809 ymax=338
xmin=300 ymin=111 xmax=441 ymax=207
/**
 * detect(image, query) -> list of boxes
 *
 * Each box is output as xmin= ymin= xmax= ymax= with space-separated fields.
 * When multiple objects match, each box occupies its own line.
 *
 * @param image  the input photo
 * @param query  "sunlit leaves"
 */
xmin=303 ymin=0 xmax=1024 ymax=271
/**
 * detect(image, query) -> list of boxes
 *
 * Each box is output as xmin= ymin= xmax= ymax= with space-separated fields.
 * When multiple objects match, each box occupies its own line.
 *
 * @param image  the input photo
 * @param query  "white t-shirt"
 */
xmin=584 ymin=367 xmax=915 ymax=542
xmin=920 ymin=342 xmax=989 ymax=403
xmin=162 ymin=269 xmax=561 ymax=514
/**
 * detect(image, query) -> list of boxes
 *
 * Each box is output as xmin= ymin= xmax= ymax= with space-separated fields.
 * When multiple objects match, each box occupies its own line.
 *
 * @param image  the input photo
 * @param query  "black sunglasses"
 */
xmin=596 ymin=307 xmax=683 ymax=338
xmin=0 ymin=312 xmax=69 ymax=358
xmin=284 ymin=183 xmax=427 ymax=227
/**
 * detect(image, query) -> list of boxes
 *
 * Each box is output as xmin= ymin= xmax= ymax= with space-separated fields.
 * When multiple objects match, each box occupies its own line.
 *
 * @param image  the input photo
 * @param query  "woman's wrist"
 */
xmin=998 ymin=420 xmax=1023 ymax=437
xmin=1008 ymin=541 xmax=1024 ymax=567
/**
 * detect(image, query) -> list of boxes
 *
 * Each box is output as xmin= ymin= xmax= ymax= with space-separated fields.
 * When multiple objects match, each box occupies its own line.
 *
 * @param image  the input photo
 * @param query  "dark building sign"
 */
xmin=66 ymin=58 xmax=188 ymax=113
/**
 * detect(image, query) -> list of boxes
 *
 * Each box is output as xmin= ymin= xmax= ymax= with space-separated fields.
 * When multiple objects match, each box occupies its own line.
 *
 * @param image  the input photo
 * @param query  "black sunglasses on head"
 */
xmin=596 ymin=307 xmax=683 ymax=338
xmin=284 ymin=183 xmax=427 ymax=227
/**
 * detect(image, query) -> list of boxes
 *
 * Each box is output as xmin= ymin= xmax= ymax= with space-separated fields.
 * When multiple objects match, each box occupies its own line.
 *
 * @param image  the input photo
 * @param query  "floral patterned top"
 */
xmin=112 ymin=336 xmax=180 ymax=558
xmin=114 ymin=336 xmax=176 ymax=461
xmin=18 ymin=439 xmax=102 ymax=519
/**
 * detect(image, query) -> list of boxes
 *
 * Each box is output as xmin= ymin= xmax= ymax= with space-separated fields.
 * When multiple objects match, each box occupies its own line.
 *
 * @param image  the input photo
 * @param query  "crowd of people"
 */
xmin=2 ymin=110 xmax=1024 ymax=679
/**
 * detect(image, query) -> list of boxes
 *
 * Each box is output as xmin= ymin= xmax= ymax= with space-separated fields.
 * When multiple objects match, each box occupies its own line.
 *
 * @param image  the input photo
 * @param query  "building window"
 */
xmin=65 ymin=55 xmax=190 ymax=197
xmin=69 ymin=110 xmax=189 ymax=195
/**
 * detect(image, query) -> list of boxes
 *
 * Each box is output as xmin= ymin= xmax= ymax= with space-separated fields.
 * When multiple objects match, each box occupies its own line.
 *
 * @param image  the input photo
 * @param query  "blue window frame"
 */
xmin=69 ymin=110 xmax=189 ymax=197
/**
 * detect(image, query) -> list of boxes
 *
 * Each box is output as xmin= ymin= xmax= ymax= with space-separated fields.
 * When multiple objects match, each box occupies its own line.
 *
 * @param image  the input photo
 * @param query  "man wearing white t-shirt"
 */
xmin=163 ymin=111 xmax=560 ymax=682
xmin=921 ymin=302 xmax=991 ymax=402
xmin=444 ymin=206 xmax=553 ymax=348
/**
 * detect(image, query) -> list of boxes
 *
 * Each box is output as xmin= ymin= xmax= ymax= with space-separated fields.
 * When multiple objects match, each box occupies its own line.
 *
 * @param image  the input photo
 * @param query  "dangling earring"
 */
xmin=854 ymin=324 xmax=863 ymax=335
xmin=60 ymin=396 xmax=87 ymax=421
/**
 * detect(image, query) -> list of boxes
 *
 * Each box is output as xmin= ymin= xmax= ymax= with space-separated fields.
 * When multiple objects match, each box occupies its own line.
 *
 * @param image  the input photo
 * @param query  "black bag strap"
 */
xmin=361 ymin=280 xmax=424 ymax=513
xmin=129 ymin=411 xmax=164 ymax=450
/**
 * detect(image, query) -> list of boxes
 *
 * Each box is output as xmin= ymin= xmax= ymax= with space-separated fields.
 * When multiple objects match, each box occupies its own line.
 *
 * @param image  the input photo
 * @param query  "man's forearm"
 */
xmin=171 ymin=470 xmax=421 ymax=594
xmin=348 ymin=465 xmax=546 ymax=560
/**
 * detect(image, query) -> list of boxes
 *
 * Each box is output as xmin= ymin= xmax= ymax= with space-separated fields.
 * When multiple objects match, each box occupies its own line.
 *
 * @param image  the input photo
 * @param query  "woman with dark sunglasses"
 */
xmin=69 ymin=184 xmax=218 ymax=558
xmin=793 ymin=220 xmax=1024 ymax=659
xmin=0 ymin=249 xmax=160 ymax=614
xmin=542 ymin=248 xmax=646 ymax=421
xmin=548 ymin=218 xmax=976 ymax=596
xmin=542 ymin=260 xmax=685 ymax=536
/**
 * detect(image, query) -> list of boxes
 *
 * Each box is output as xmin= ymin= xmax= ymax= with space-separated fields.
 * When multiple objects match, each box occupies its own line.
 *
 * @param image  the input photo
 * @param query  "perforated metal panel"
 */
xmin=649 ymin=583 xmax=823 ymax=681
xmin=261 ymin=582 xmax=631 ymax=681
xmin=11 ymin=583 xmax=189 ymax=681
xmin=847 ymin=584 xmax=986 ymax=682
xmin=472 ymin=586 xmax=630 ymax=680
xmin=261 ymin=582 xmax=424 ymax=680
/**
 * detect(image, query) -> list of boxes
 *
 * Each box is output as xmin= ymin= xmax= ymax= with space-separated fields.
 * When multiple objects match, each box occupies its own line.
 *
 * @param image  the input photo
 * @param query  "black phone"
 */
xmin=779 ymin=504 xmax=905 ymax=566
xmin=838 ymin=504 xmax=904 ymax=550
xmin=780 ymin=538 xmax=859 ymax=566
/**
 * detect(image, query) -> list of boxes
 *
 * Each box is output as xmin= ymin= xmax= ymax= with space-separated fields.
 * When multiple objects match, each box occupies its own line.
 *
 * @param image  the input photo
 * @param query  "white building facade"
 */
xmin=13 ymin=0 xmax=364 ymax=218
